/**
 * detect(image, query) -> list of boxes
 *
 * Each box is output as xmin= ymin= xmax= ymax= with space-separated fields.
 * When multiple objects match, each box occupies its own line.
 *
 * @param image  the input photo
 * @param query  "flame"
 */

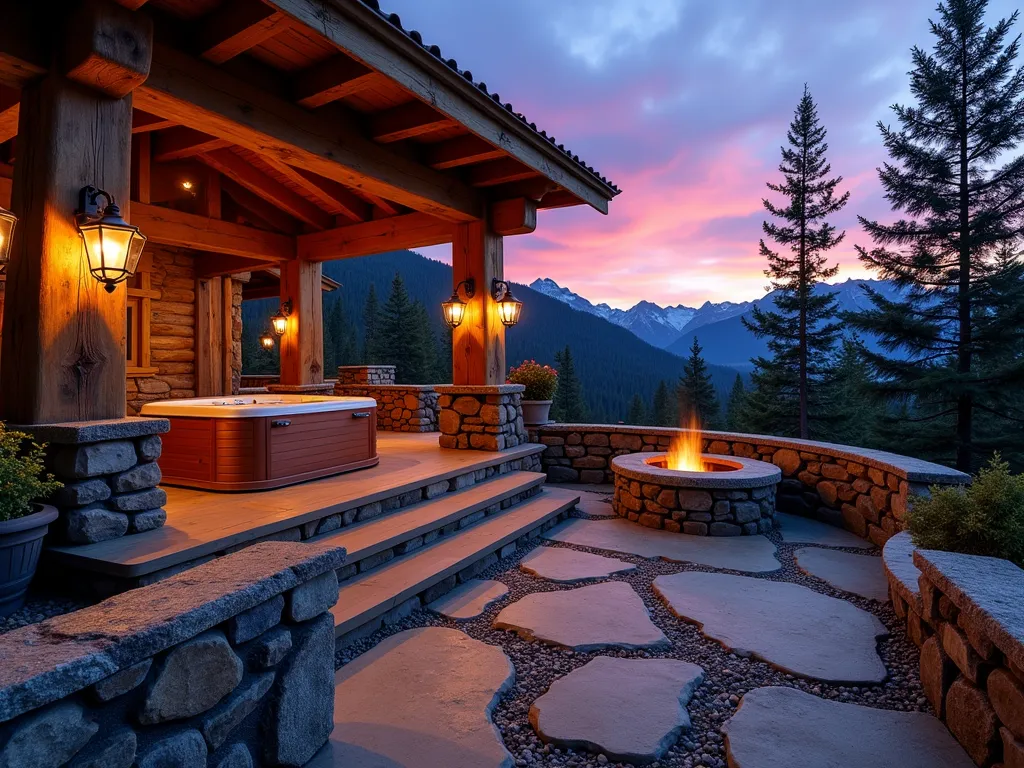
xmin=666 ymin=413 xmax=704 ymax=472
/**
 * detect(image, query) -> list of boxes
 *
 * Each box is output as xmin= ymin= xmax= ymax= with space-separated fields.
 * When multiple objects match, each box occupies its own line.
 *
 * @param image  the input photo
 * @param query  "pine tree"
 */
xmin=824 ymin=337 xmax=886 ymax=449
xmin=726 ymin=374 xmax=747 ymax=431
xmin=848 ymin=0 xmax=1024 ymax=471
xmin=627 ymin=393 xmax=649 ymax=426
xmin=405 ymin=300 xmax=437 ymax=383
xmin=362 ymin=284 xmax=383 ymax=364
xmin=551 ymin=346 xmax=587 ymax=422
xmin=742 ymin=85 xmax=849 ymax=439
xmin=677 ymin=337 xmax=721 ymax=428
xmin=380 ymin=273 xmax=419 ymax=383
xmin=652 ymin=380 xmax=676 ymax=427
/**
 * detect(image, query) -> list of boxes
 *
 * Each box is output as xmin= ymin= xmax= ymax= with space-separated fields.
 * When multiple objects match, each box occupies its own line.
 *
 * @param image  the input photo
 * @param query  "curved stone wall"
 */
xmin=529 ymin=424 xmax=969 ymax=546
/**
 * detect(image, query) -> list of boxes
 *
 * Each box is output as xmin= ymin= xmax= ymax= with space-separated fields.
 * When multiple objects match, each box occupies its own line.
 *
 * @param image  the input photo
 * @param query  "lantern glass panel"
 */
xmin=441 ymin=296 xmax=466 ymax=328
xmin=0 ymin=208 xmax=16 ymax=263
xmin=497 ymin=297 xmax=522 ymax=327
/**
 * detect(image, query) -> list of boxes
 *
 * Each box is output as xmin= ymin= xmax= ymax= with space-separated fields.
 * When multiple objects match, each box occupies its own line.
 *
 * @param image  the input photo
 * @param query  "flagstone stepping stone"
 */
xmin=311 ymin=627 xmax=514 ymax=768
xmin=530 ymin=656 xmax=704 ymax=763
xmin=427 ymin=579 xmax=509 ymax=620
xmin=722 ymin=686 xmax=975 ymax=768
xmin=519 ymin=547 xmax=636 ymax=583
xmin=653 ymin=572 xmax=888 ymax=682
xmin=777 ymin=512 xmax=874 ymax=549
xmin=795 ymin=547 xmax=890 ymax=602
xmin=544 ymin=518 xmax=780 ymax=573
xmin=494 ymin=581 xmax=670 ymax=651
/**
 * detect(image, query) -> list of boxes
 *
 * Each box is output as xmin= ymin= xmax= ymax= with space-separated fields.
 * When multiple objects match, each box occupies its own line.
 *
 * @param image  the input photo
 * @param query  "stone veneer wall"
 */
xmin=17 ymin=419 xmax=170 ymax=545
xmin=334 ymin=382 xmax=439 ymax=432
xmin=885 ymin=544 xmax=1024 ymax=768
xmin=435 ymin=385 xmax=529 ymax=451
xmin=336 ymin=365 xmax=397 ymax=385
xmin=530 ymin=424 xmax=969 ymax=546
xmin=0 ymin=541 xmax=343 ymax=768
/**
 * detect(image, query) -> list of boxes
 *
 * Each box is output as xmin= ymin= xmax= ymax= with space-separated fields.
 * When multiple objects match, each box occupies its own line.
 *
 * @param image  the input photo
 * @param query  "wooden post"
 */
xmin=451 ymin=219 xmax=505 ymax=385
xmin=195 ymin=276 xmax=224 ymax=396
xmin=279 ymin=259 xmax=323 ymax=386
xmin=0 ymin=0 xmax=151 ymax=424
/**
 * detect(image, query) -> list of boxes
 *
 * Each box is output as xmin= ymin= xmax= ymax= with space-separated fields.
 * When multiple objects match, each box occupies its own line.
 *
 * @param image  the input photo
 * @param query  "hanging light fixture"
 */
xmin=271 ymin=300 xmax=291 ymax=336
xmin=0 ymin=205 xmax=17 ymax=266
xmin=76 ymin=186 xmax=147 ymax=293
xmin=491 ymin=279 xmax=523 ymax=327
xmin=260 ymin=330 xmax=276 ymax=350
xmin=441 ymin=279 xmax=475 ymax=328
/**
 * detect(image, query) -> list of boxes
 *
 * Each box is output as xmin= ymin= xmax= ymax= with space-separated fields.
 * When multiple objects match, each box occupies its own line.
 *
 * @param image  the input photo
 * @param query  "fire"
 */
xmin=666 ymin=414 xmax=705 ymax=472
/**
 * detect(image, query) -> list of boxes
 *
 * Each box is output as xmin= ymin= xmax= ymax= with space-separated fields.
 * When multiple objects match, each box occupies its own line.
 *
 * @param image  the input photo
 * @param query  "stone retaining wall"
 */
xmin=530 ymin=424 xmax=969 ymax=546
xmin=333 ymin=383 xmax=439 ymax=432
xmin=16 ymin=418 xmax=171 ymax=545
xmin=436 ymin=385 xmax=529 ymax=451
xmin=0 ymin=541 xmax=344 ymax=768
xmin=885 ymin=544 xmax=1024 ymax=767
xmin=336 ymin=365 xmax=396 ymax=385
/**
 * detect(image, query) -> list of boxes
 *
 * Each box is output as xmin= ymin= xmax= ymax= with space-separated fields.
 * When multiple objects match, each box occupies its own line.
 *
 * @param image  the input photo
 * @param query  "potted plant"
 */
xmin=0 ymin=424 xmax=62 ymax=618
xmin=508 ymin=360 xmax=558 ymax=425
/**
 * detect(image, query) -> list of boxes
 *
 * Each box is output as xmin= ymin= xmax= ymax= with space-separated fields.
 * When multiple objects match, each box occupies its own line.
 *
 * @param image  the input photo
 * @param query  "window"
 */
xmin=126 ymin=261 xmax=159 ymax=377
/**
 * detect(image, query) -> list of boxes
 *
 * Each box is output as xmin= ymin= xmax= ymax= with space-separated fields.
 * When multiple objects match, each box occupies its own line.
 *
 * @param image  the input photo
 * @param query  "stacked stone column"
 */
xmin=16 ymin=418 xmax=170 ymax=544
xmin=435 ymin=385 xmax=529 ymax=451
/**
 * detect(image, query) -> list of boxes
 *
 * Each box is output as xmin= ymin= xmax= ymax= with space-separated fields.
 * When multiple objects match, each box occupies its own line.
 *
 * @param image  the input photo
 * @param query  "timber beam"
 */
xmin=292 ymin=55 xmax=377 ymax=109
xmin=0 ymin=87 xmax=19 ymax=144
xmin=196 ymin=0 xmax=291 ymax=64
xmin=426 ymin=135 xmax=504 ymax=170
xmin=220 ymin=177 xmax=300 ymax=234
xmin=153 ymin=126 xmax=230 ymax=161
xmin=131 ymin=202 xmax=294 ymax=261
xmin=63 ymin=0 xmax=153 ymax=98
xmin=296 ymin=212 xmax=452 ymax=261
xmin=196 ymin=254 xmax=273 ymax=278
xmin=369 ymin=101 xmax=455 ymax=143
xmin=490 ymin=198 xmax=537 ymax=236
xmin=469 ymin=158 xmax=540 ymax=188
xmin=136 ymin=44 xmax=482 ymax=222
xmin=132 ymin=110 xmax=174 ymax=133
xmin=198 ymin=148 xmax=334 ymax=230
xmin=260 ymin=159 xmax=371 ymax=222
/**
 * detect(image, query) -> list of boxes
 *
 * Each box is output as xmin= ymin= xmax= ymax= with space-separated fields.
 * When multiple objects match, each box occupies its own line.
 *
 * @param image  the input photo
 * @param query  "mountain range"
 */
xmin=530 ymin=277 xmax=905 ymax=370
xmin=243 ymin=250 xmax=741 ymax=422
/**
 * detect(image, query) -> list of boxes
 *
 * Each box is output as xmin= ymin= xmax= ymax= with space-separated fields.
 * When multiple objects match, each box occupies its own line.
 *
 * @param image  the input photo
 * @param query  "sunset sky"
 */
xmin=385 ymin=0 xmax=1019 ymax=309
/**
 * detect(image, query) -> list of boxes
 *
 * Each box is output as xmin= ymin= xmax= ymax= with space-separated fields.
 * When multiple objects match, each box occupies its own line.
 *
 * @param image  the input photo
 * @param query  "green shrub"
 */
xmin=0 ymin=424 xmax=62 ymax=523
xmin=507 ymin=360 xmax=558 ymax=401
xmin=907 ymin=454 xmax=1024 ymax=566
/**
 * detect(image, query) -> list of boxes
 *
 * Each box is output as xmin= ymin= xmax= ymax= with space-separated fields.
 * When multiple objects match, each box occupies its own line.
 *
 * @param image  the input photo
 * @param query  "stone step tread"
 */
xmin=311 ymin=471 xmax=546 ymax=564
xmin=332 ymin=488 xmax=579 ymax=637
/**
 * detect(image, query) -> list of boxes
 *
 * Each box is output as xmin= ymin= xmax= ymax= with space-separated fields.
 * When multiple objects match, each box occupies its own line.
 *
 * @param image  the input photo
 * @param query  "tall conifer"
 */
xmin=849 ymin=0 xmax=1024 ymax=470
xmin=743 ymin=85 xmax=849 ymax=439
xmin=652 ymin=380 xmax=676 ymax=427
xmin=362 ymin=284 xmax=383 ymax=364
xmin=552 ymin=346 xmax=587 ymax=422
xmin=677 ymin=337 xmax=721 ymax=428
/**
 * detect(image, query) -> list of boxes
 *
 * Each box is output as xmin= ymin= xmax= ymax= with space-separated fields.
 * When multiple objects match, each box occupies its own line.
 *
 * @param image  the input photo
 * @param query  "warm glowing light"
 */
xmin=441 ymin=293 xmax=467 ymax=328
xmin=492 ymin=280 xmax=523 ymax=327
xmin=260 ymin=331 xmax=275 ymax=350
xmin=181 ymin=180 xmax=194 ymax=192
xmin=271 ymin=313 xmax=288 ymax=336
xmin=0 ymin=205 xmax=16 ymax=264
xmin=666 ymin=413 xmax=705 ymax=472
xmin=76 ymin=188 xmax=147 ymax=293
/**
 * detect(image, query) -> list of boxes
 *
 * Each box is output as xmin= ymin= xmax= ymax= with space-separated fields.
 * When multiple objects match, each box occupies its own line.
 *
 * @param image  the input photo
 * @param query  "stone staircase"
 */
xmin=310 ymin=472 xmax=579 ymax=644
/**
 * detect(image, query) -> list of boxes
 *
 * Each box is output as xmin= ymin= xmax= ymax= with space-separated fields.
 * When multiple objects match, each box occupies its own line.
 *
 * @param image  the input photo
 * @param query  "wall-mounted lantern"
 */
xmin=492 ymin=279 xmax=523 ymax=327
xmin=260 ymin=330 xmax=276 ymax=350
xmin=76 ymin=186 xmax=147 ymax=293
xmin=271 ymin=300 xmax=291 ymax=336
xmin=441 ymin=279 xmax=475 ymax=329
xmin=0 ymin=205 xmax=17 ymax=266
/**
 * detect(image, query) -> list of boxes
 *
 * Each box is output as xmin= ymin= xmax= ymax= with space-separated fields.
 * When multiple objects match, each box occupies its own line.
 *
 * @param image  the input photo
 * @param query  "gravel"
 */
xmin=0 ymin=591 xmax=89 ymax=635
xmin=336 ymin=493 xmax=926 ymax=768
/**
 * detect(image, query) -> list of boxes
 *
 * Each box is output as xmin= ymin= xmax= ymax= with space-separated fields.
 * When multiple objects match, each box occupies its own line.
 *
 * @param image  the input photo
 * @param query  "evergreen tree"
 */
xmin=677 ymin=337 xmax=721 ymax=427
xmin=405 ymin=300 xmax=438 ymax=383
xmin=848 ymin=0 xmax=1024 ymax=471
xmin=435 ymin=325 xmax=453 ymax=384
xmin=627 ymin=393 xmax=650 ymax=426
xmin=652 ymin=380 xmax=676 ymax=427
xmin=551 ymin=346 xmax=588 ymax=422
xmin=380 ymin=273 xmax=420 ymax=383
xmin=726 ymin=374 xmax=747 ymax=431
xmin=742 ymin=85 xmax=849 ymax=439
xmin=362 ymin=283 xmax=383 ymax=364
xmin=824 ymin=337 xmax=886 ymax=449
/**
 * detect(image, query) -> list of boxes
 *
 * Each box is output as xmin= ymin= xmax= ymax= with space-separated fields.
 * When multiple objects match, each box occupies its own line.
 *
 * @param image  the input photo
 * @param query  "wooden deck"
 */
xmin=46 ymin=433 xmax=543 ymax=579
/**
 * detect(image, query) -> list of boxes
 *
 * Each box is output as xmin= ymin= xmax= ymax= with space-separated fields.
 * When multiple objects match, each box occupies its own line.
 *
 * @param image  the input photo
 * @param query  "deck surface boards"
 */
xmin=47 ymin=433 xmax=544 ymax=577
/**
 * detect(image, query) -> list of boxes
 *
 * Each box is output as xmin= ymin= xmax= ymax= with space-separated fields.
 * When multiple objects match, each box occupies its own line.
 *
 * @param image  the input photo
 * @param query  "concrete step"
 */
xmin=311 ymin=471 xmax=546 ymax=571
xmin=332 ymin=487 xmax=580 ymax=642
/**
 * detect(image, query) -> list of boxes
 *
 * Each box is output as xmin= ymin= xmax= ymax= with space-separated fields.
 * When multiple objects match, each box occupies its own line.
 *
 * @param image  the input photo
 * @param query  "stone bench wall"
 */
xmin=336 ymin=365 xmax=396 ymax=385
xmin=886 ymin=547 xmax=1024 ymax=768
xmin=530 ymin=424 xmax=969 ymax=546
xmin=334 ymin=383 xmax=439 ymax=432
xmin=436 ymin=385 xmax=529 ymax=451
xmin=0 ymin=541 xmax=344 ymax=768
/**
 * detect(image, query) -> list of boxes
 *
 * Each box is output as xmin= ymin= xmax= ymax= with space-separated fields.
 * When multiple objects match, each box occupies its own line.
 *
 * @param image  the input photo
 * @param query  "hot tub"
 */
xmin=141 ymin=395 xmax=378 ymax=491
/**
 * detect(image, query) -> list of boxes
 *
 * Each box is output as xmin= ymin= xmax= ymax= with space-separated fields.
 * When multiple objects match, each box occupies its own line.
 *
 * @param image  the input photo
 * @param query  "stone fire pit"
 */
xmin=611 ymin=452 xmax=781 ymax=536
